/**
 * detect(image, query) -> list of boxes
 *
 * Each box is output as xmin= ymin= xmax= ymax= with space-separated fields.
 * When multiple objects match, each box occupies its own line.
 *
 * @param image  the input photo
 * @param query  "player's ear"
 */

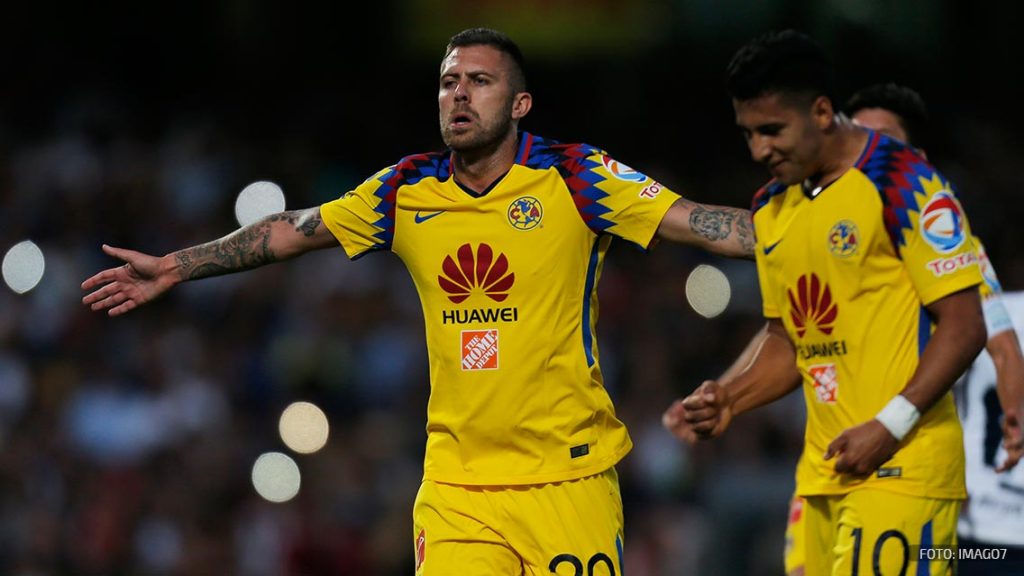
xmin=512 ymin=91 xmax=532 ymax=120
xmin=810 ymin=95 xmax=834 ymax=130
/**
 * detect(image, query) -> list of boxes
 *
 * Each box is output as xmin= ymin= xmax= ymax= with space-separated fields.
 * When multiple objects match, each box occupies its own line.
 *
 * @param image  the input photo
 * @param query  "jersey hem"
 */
xmin=796 ymin=482 xmax=965 ymax=500
xmin=421 ymin=442 xmax=631 ymax=486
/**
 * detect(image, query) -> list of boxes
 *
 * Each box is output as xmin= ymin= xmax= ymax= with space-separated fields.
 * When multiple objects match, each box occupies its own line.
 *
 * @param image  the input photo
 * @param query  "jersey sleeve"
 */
xmin=752 ymin=192 xmax=782 ymax=319
xmin=891 ymin=172 xmax=983 ymax=306
xmin=319 ymin=166 xmax=397 ymax=259
xmin=564 ymin=150 xmax=681 ymax=249
xmin=975 ymin=236 xmax=1015 ymax=338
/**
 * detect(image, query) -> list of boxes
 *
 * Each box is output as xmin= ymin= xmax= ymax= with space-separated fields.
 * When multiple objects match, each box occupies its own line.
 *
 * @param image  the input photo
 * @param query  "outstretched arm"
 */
xmin=656 ymin=198 xmax=756 ymax=260
xmin=988 ymin=329 xmax=1024 ymax=472
xmin=663 ymin=318 xmax=801 ymax=443
xmin=82 ymin=207 xmax=336 ymax=316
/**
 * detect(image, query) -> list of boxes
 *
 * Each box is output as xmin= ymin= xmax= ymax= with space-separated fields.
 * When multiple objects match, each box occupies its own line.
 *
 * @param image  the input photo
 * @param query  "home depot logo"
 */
xmin=808 ymin=363 xmax=839 ymax=404
xmin=787 ymin=273 xmax=838 ymax=338
xmin=438 ymin=243 xmax=515 ymax=303
xmin=462 ymin=330 xmax=499 ymax=370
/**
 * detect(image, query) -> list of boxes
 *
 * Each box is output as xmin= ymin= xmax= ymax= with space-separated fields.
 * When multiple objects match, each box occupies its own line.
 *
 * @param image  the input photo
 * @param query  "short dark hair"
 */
xmin=845 ymin=83 xmax=929 ymax=148
xmin=726 ymin=30 xmax=835 ymax=105
xmin=444 ymin=28 xmax=527 ymax=93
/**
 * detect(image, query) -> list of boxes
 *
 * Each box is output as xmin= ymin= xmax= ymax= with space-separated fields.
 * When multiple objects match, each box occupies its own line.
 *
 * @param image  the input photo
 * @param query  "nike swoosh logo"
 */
xmin=414 ymin=211 xmax=445 ymax=224
xmin=763 ymin=240 xmax=782 ymax=255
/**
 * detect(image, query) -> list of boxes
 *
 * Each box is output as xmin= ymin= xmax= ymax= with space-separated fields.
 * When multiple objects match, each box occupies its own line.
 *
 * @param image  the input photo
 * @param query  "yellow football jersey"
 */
xmin=320 ymin=132 xmax=679 ymax=485
xmin=753 ymin=131 xmax=982 ymax=499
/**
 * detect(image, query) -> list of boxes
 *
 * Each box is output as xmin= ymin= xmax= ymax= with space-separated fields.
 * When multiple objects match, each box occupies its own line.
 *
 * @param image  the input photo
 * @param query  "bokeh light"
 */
xmin=251 ymin=452 xmax=301 ymax=503
xmin=685 ymin=264 xmax=731 ymax=319
xmin=278 ymin=401 xmax=330 ymax=454
xmin=234 ymin=181 xmax=286 ymax=227
xmin=2 ymin=240 xmax=45 ymax=294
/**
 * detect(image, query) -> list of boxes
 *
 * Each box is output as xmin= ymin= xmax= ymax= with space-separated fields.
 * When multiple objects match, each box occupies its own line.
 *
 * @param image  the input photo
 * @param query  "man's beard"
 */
xmin=441 ymin=104 xmax=513 ymax=152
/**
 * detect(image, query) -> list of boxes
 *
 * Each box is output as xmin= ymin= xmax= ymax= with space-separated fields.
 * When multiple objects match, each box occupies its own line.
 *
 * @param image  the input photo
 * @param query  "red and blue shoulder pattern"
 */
xmin=750 ymin=179 xmax=787 ymax=214
xmin=749 ymin=131 xmax=959 ymax=257
xmin=514 ymin=131 xmax=617 ymax=234
xmin=362 ymin=151 xmax=452 ymax=250
xmin=360 ymin=132 xmax=627 ymax=247
xmin=856 ymin=131 xmax=958 ymax=255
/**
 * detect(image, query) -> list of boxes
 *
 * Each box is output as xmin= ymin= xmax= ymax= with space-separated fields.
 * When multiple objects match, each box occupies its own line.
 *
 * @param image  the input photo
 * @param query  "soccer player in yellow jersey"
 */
xmin=664 ymin=31 xmax=987 ymax=575
xmin=82 ymin=28 xmax=756 ymax=575
xmin=773 ymin=83 xmax=1024 ymax=576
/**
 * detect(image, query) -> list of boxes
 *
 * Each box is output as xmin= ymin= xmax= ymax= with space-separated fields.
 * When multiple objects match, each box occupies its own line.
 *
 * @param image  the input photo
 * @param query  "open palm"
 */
xmin=81 ymin=244 xmax=176 ymax=316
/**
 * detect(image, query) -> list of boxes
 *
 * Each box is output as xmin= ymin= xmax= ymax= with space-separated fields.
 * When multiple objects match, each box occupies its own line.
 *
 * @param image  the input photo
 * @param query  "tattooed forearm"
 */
xmin=171 ymin=209 xmax=329 ymax=281
xmin=297 ymin=212 xmax=322 ymax=237
xmin=174 ymin=220 xmax=277 ymax=280
xmin=690 ymin=205 xmax=756 ymax=259
xmin=734 ymin=210 xmax=755 ymax=258
xmin=263 ymin=210 xmax=321 ymax=237
xmin=690 ymin=205 xmax=733 ymax=241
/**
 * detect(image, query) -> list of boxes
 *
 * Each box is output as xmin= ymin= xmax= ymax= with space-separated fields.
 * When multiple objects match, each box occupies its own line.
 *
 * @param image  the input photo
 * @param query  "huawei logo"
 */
xmin=787 ymin=273 xmax=838 ymax=338
xmin=438 ymin=243 xmax=515 ymax=303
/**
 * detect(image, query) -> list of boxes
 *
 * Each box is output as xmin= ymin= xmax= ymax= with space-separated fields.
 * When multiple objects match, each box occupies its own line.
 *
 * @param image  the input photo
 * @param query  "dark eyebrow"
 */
xmin=441 ymin=69 xmax=495 ymax=80
xmin=751 ymin=122 xmax=785 ymax=134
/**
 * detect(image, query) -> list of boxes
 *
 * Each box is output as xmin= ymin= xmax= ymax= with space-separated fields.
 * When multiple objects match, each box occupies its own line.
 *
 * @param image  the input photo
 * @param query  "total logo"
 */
xmin=919 ymin=191 xmax=966 ymax=253
xmin=600 ymin=155 xmax=648 ymax=183
xmin=787 ymin=273 xmax=838 ymax=338
xmin=926 ymin=250 xmax=978 ymax=277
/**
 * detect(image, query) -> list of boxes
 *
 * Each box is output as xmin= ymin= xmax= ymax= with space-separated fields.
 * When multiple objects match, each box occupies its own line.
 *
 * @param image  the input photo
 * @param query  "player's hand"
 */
xmin=662 ymin=380 xmax=733 ymax=444
xmin=81 ymin=244 xmax=176 ymax=316
xmin=997 ymin=409 xmax=1024 ymax=473
xmin=823 ymin=419 xmax=899 ymax=477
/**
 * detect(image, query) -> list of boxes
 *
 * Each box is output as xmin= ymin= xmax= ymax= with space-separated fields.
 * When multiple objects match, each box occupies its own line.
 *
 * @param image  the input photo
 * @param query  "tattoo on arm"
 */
xmin=297 ymin=212 xmax=322 ymax=237
xmin=174 ymin=220 xmax=276 ymax=280
xmin=173 ymin=208 xmax=326 ymax=281
xmin=690 ymin=205 xmax=756 ymax=257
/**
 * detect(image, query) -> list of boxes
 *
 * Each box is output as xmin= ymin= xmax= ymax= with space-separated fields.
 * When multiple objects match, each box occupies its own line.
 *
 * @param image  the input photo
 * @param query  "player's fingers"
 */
xmin=1002 ymin=414 xmax=1023 ymax=443
xmin=101 ymin=244 xmax=138 ymax=263
xmin=109 ymin=299 xmax=138 ymax=317
xmin=696 ymin=380 xmax=722 ymax=404
xmin=995 ymin=452 xmax=1021 ymax=473
xmin=92 ymin=292 xmax=129 ymax=312
xmin=681 ymin=405 xmax=719 ymax=425
xmin=824 ymin=435 xmax=847 ymax=461
xmin=680 ymin=393 xmax=709 ymax=411
xmin=832 ymin=453 xmax=854 ymax=474
xmin=663 ymin=418 xmax=699 ymax=444
xmin=82 ymin=282 xmax=122 ymax=305
xmin=662 ymin=400 xmax=685 ymax=428
xmin=690 ymin=418 xmax=720 ymax=435
xmin=81 ymin=268 xmax=122 ymax=291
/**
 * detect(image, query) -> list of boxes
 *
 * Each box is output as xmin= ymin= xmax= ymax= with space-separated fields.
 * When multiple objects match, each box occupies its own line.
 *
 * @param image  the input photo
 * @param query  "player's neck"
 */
xmin=451 ymin=131 xmax=518 ymax=193
xmin=810 ymin=116 xmax=869 ymax=188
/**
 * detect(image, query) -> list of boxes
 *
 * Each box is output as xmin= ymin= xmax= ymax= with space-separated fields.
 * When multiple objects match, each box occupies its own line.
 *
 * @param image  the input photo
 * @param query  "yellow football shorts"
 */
xmin=803 ymin=488 xmax=960 ymax=576
xmin=412 ymin=468 xmax=624 ymax=576
xmin=784 ymin=494 xmax=807 ymax=576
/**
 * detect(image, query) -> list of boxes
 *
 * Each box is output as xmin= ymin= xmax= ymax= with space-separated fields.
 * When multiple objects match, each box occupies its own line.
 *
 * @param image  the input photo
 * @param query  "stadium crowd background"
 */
xmin=1 ymin=2 xmax=1022 ymax=574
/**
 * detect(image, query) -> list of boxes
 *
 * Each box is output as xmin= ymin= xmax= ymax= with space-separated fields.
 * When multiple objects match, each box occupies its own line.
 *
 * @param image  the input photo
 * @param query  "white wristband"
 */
xmin=874 ymin=395 xmax=921 ymax=441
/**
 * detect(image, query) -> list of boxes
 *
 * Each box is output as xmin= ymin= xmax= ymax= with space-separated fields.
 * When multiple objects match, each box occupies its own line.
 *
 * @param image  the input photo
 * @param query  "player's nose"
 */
xmin=749 ymin=135 xmax=772 ymax=163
